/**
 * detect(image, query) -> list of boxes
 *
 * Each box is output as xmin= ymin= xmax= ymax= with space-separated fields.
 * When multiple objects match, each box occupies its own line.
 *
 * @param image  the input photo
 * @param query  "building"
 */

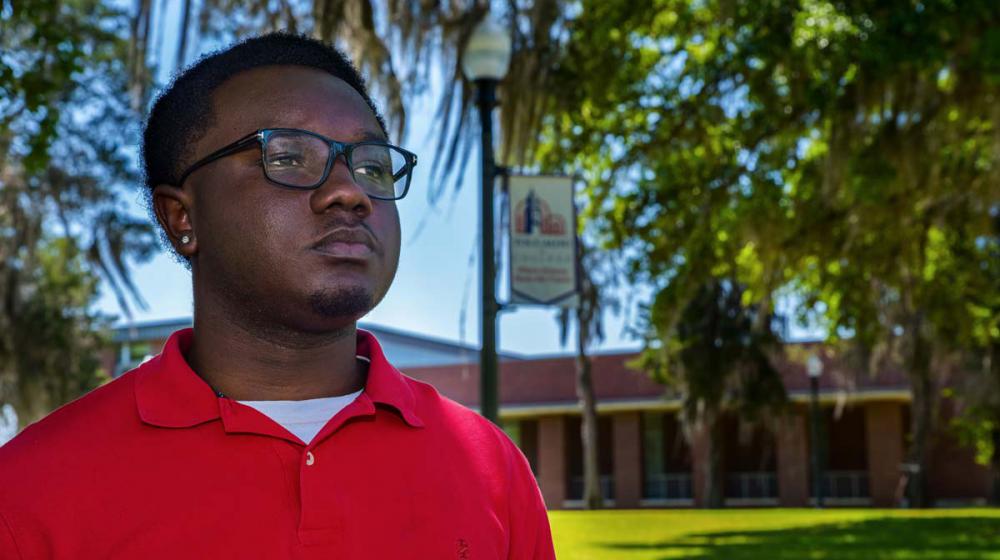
xmin=104 ymin=317 xmax=522 ymax=376
xmin=106 ymin=319 xmax=993 ymax=509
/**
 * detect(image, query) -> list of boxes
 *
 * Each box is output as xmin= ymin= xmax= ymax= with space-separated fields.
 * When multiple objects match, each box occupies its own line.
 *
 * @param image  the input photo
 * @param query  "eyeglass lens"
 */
xmin=263 ymin=130 xmax=409 ymax=198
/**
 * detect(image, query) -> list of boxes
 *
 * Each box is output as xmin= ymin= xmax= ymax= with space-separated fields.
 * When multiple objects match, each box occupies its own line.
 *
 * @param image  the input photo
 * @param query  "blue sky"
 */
xmin=94 ymin=3 xmax=641 ymax=356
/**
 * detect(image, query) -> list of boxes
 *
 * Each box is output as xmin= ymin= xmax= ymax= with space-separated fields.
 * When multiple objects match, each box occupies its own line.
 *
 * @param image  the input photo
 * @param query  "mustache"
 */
xmin=311 ymin=219 xmax=382 ymax=255
xmin=320 ymin=214 xmax=373 ymax=234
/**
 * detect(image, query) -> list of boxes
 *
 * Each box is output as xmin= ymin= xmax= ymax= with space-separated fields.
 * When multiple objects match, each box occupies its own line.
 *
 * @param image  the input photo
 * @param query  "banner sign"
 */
xmin=507 ymin=175 xmax=579 ymax=307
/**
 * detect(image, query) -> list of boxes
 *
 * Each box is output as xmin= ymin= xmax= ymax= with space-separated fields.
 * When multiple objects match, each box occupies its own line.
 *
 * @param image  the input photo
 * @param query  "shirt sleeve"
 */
xmin=506 ymin=440 xmax=556 ymax=560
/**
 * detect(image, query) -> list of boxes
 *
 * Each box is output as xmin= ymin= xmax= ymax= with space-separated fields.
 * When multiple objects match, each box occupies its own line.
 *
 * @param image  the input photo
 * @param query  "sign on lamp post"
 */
xmin=507 ymin=175 xmax=579 ymax=308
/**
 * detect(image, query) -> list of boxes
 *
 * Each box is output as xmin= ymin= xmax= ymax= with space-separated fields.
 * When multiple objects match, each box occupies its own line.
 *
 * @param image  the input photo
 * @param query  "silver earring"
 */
xmin=181 ymin=234 xmax=191 ymax=244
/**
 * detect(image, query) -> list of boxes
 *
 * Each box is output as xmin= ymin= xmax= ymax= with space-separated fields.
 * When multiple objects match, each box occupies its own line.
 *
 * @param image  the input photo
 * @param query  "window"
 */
xmin=641 ymin=411 xmax=694 ymax=500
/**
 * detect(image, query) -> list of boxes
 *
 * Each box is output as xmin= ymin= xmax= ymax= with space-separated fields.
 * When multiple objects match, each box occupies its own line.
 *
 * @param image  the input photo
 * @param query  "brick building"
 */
xmin=106 ymin=319 xmax=993 ymax=508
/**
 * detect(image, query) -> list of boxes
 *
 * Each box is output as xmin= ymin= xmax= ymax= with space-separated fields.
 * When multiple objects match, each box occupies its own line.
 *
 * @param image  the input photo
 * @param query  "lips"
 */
xmin=310 ymin=228 xmax=378 ymax=260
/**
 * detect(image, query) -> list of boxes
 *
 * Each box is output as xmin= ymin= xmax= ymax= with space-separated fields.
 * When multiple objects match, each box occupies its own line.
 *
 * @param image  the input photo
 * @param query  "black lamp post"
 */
xmin=807 ymin=354 xmax=824 ymax=508
xmin=462 ymin=19 xmax=512 ymax=425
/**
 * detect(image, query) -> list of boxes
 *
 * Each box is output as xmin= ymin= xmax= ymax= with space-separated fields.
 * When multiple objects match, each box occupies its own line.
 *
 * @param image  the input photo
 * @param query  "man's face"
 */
xmin=178 ymin=65 xmax=401 ymax=331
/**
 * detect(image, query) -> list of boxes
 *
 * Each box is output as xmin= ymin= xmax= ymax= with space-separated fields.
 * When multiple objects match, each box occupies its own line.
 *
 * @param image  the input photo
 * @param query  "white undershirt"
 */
xmin=240 ymin=388 xmax=364 ymax=444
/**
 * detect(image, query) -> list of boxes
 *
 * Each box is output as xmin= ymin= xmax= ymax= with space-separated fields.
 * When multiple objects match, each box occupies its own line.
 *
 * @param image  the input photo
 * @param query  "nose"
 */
xmin=308 ymin=155 xmax=373 ymax=217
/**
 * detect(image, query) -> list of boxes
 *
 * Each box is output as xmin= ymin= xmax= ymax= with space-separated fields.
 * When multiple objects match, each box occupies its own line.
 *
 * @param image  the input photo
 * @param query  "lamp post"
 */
xmin=807 ymin=354 xmax=824 ymax=508
xmin=462 ymin=19 xmax=511 ymax=425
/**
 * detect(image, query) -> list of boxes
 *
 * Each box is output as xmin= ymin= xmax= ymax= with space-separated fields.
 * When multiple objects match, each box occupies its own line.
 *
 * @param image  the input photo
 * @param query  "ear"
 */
xmin=152 ymin=184 xmax=197 ymax=258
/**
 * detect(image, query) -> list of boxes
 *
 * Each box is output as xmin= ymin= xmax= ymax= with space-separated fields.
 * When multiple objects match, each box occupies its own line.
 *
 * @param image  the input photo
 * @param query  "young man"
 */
xmin=0 ymin=33 xmax=556 ymax=559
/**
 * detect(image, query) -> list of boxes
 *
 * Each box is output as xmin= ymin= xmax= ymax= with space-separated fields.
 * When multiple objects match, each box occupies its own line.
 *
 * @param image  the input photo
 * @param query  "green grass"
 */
xmin=548 ymin=509 xmax=1000 ymax=559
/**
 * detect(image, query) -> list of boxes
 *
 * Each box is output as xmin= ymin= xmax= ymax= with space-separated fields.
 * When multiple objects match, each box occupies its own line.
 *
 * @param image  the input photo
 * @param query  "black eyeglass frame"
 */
xmin=175 ymin=128 xmax=418 ymax=200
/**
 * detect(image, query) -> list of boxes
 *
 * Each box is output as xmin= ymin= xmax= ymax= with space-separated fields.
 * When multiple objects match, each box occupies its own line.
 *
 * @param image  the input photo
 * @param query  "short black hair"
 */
xmin=142 ymin=32 xmax=386 ymax=191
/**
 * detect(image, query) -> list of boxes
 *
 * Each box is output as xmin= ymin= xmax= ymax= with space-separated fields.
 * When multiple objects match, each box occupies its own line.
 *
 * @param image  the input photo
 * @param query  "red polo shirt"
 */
xmin=0 ymin=329 xmax=555 ymax=559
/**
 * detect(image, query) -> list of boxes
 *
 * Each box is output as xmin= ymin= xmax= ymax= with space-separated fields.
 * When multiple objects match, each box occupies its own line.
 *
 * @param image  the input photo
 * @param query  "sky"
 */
xmin=94 ymin=3 xmax=642 ymax=357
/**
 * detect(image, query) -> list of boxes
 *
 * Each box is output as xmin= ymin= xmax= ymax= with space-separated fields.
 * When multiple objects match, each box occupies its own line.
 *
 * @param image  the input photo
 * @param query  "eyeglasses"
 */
xmin=176 ymin=128 xmax=418 ymax=200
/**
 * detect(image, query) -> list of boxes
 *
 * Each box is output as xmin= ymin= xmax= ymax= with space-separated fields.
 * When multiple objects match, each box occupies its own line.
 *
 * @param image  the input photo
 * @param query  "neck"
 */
xmin=186 ymin=294 xmax=365 ymax=402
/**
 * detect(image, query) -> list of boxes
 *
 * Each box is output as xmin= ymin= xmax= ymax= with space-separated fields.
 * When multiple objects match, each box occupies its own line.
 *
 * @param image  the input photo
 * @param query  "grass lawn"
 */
xmin=548 ymin=509 xmax=1000 ymax=559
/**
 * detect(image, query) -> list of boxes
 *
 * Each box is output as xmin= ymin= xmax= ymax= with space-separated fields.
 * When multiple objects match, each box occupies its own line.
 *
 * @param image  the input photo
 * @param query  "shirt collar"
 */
xmin=134 ymin=328 xmax=424 ymax=430
xmin=355 ymin=328 xmax=424 ymax=428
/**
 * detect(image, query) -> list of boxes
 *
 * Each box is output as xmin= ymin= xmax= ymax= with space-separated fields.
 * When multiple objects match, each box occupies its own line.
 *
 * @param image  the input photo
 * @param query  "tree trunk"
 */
xmin=904 ymin=323 xmax=935 ymax=508
xmin=991 ymin=340 xmax=1000 ymax=506
xmin=11 ymin=373 xmax=51 ymax=429
xmin=706 ymin=413 xmax=725 ymax=508
xmin=991 ymin=427 xmax=1000 ymax=506
xmin=576 ymin=317 xmax=603 ymax=509
xmin=695 ymin=408 xmax=725 ymax=508
xmin=175 ymin=0 xmax=192 ymax=68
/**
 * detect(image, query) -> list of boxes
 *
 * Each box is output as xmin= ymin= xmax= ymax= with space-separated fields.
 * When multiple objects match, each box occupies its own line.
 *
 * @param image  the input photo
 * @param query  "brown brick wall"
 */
xmin=537 ymin=415 xmax=567 ymax=509
xmin=865 ymin=402 xmax=904 ymax=507
xmin=776 ymin=410 xmax=809 ymax=507
xmin=612 ymin=412 xmax=642 ymax=508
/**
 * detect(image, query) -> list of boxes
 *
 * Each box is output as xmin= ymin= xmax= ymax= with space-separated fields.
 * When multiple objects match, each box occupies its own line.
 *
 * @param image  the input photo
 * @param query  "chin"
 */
xmin=307 ymin=286 xmax=375 ymax=321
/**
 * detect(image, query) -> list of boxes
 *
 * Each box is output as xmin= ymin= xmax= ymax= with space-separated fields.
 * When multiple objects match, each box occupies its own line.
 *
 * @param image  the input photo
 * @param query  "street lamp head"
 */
xmin=462 ymin=18 xmax=512 ymax=82
xmin=806 ymin=354 xmax=824 ymax=379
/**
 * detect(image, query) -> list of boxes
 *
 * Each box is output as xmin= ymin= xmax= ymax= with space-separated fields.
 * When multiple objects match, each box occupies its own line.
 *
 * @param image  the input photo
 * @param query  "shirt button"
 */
xmin=305 ymin=451 xmax=315 ymax=466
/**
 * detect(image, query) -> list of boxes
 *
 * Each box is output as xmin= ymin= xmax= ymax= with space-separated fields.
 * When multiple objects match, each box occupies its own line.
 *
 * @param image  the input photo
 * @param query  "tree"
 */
xmin=1 ymin=238 xmax=111 ymax=423
xmin=634 ymin=280 xmax=787 ymax=507
xmin=0 ymin=1 xmax=157 ymax=425
xmin=757 ymin=0 xmax=1000 ymax=506
xmin=945 ymin=211 xmax=1000 ymax=504
xmin=534 ymin=0 xmax=1000 ymax=507
xmin=555 ymin=241 xmax=619 ymax=509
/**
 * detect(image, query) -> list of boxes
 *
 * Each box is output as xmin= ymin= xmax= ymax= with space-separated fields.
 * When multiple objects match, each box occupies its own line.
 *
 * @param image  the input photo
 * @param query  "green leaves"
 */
xmin=0 ymin=1 xmax=157 ymax=425
xmin=530 ymin=1 xmax=1000 ymax=483
xmin=537 ymin=0 xmax=999 ymax=349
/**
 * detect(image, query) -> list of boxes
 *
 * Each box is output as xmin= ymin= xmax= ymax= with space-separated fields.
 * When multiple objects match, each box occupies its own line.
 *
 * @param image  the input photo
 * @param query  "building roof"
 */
xmin=112 ymin=318 xmax=194 ymax=344
xmin=110 ymin=319 xmax=914 ymax=412
xmin=111 ymin=317 xmax=522 ymax=369
xmin=404 ymin=345 xmax=911 ymax=411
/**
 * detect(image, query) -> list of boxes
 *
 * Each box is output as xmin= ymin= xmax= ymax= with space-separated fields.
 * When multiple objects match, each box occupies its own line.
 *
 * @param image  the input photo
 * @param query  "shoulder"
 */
xmin=403 ymin=374 xmax=506 ymax=437
xmin=0 ymin=372 xmax=139 ymax=475
xmin=397 ymin=374 xmax=554 ymax=555
xmin=398 ymin=373 xmax=527 ymax=472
